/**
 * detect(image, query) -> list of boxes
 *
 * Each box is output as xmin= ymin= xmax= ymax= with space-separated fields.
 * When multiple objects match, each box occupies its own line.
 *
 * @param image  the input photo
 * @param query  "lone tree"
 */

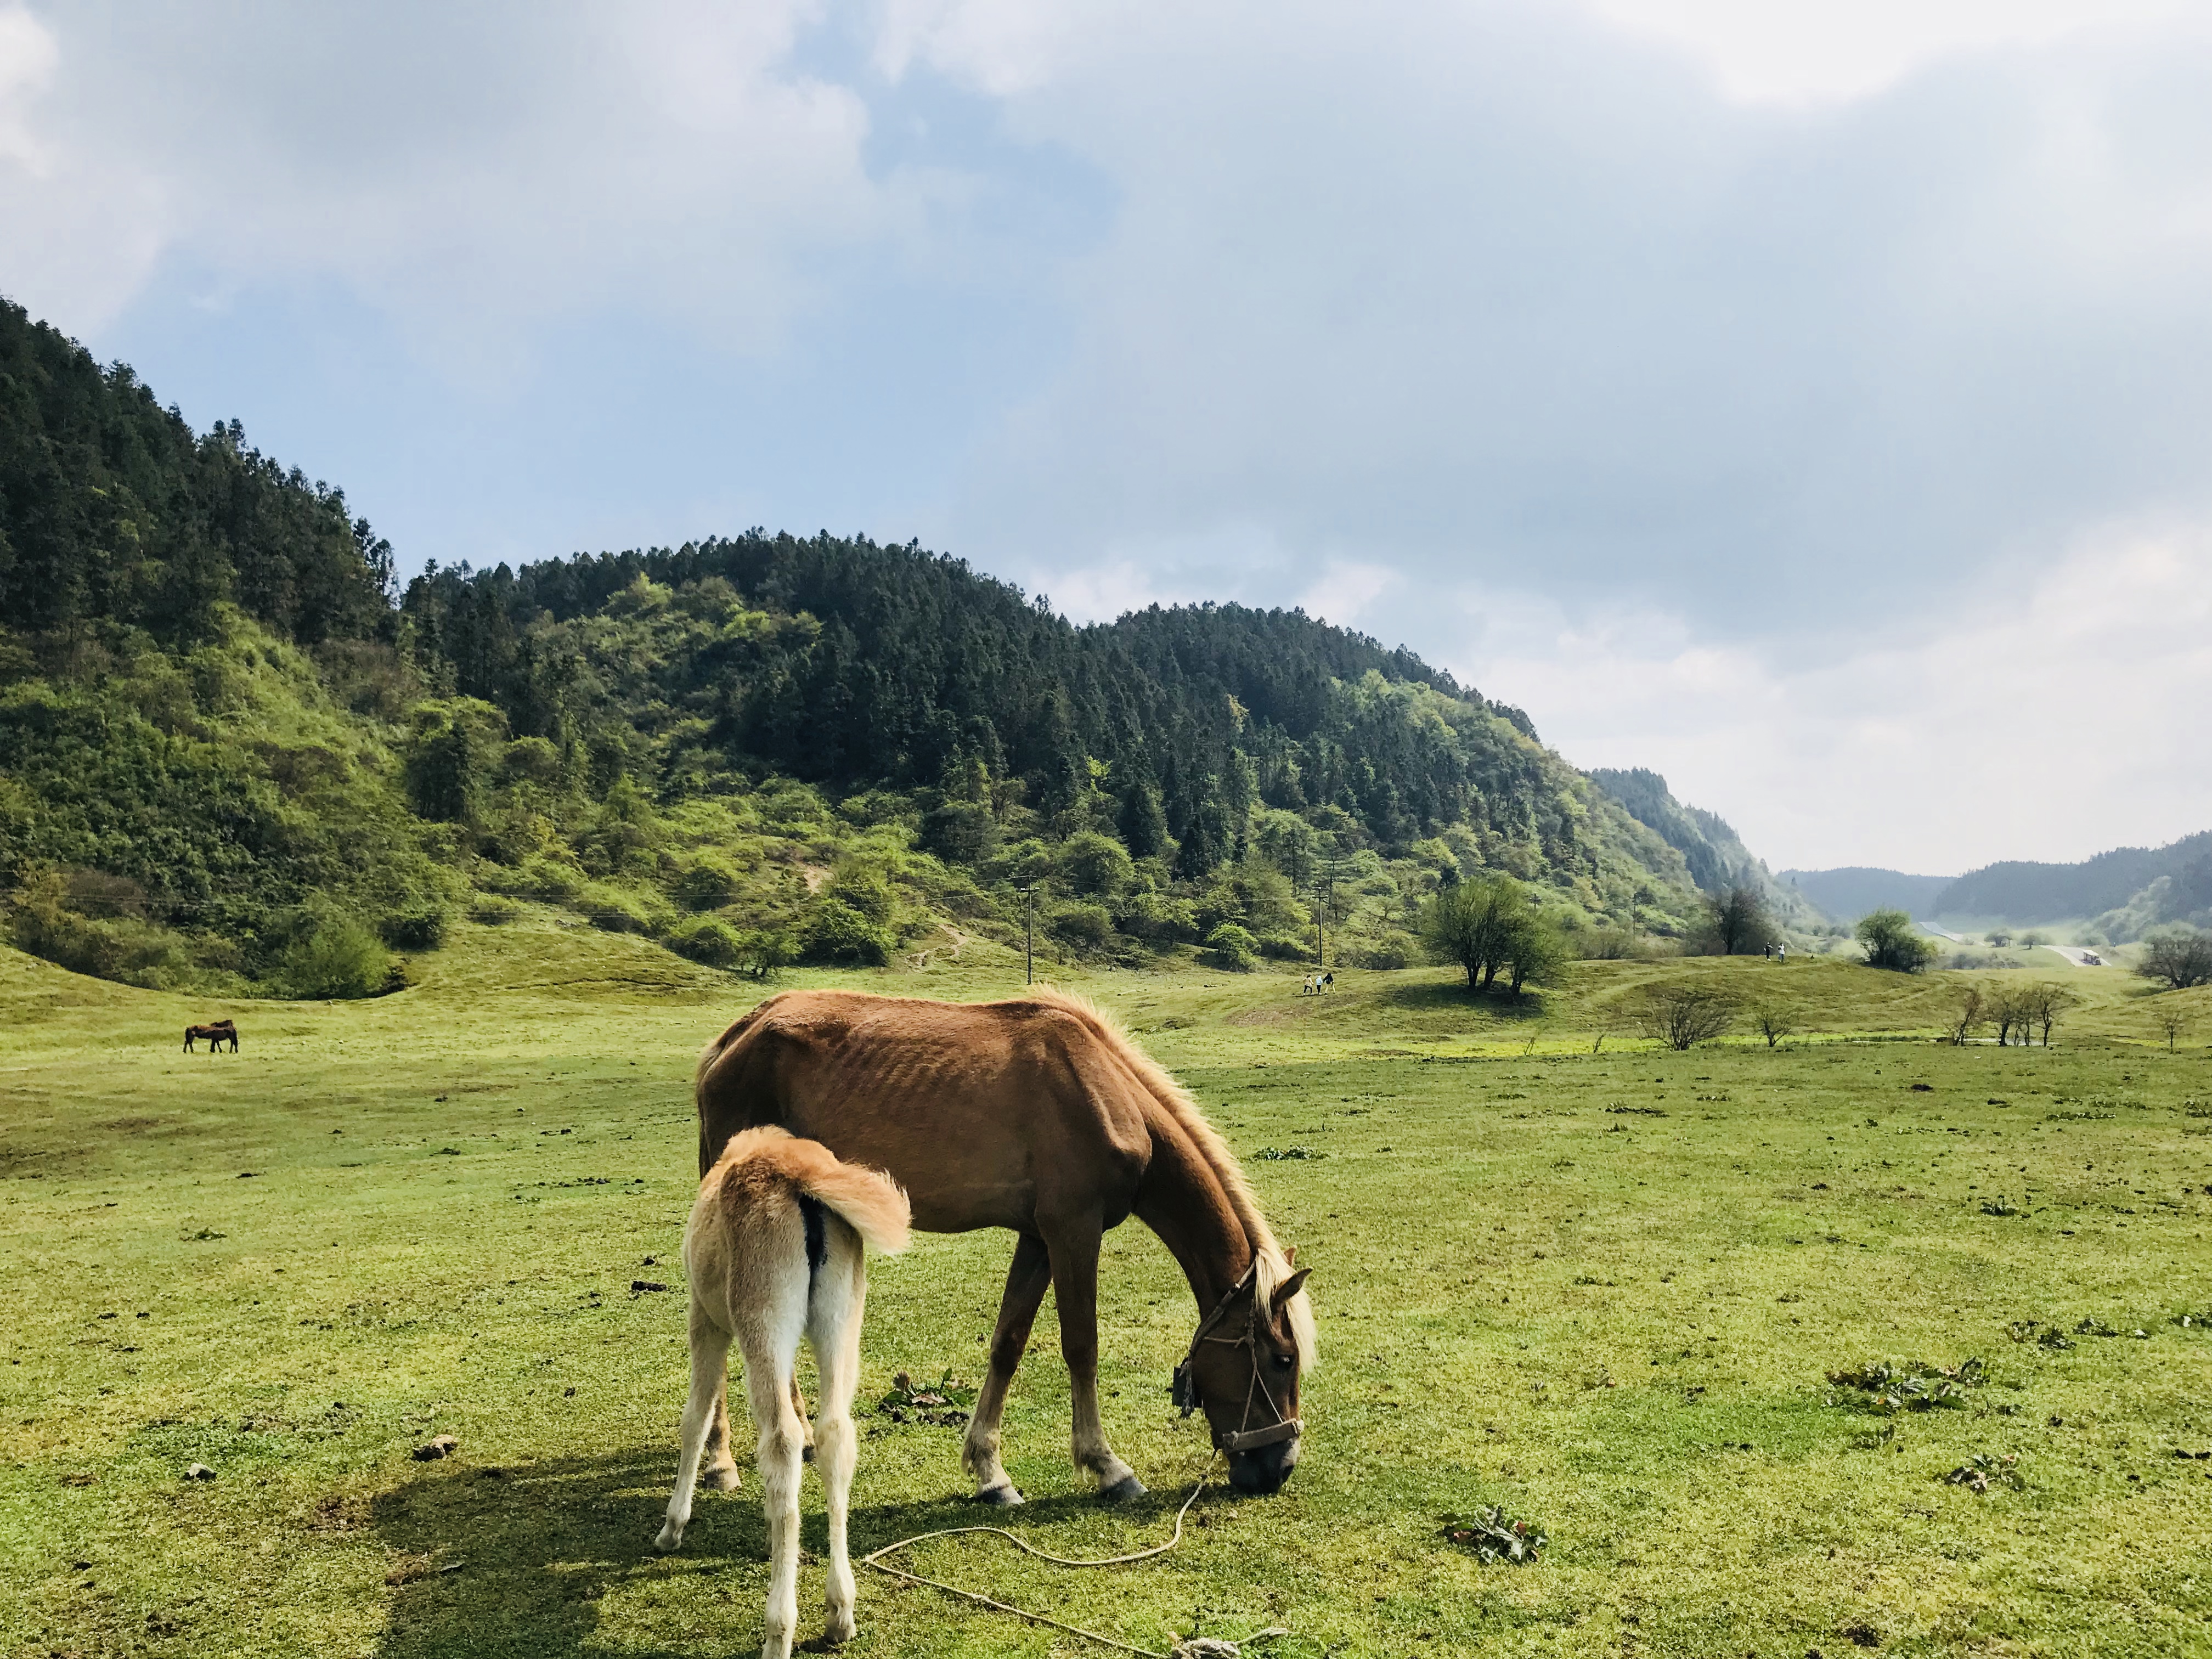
xmin=1420 ymin=874 xmax=1565 ymax=997
xmin=1748 ymin=1001 xmax=1794 ymax=1048
xmin=1857 ymin=908 xmax=1938 ymax=973
xmin=1948 ymin=985 xmax=1985 ymax=1046
xmin=1701 ymin=885 xmax=1778 ymax=956
xmin=2157 ymin=1006 xmax=2191 ymax=1052
xmin=1633 ymin=981 xmax=1738 ymax=1050
xmin=2137 ymin=930 xmax=2212 ymax=991
xmin=2020 ymin=982 xmax=2079 ymax=1047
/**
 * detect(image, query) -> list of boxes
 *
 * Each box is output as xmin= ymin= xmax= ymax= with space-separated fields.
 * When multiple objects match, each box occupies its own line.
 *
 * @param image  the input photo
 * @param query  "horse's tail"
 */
xmin=706 ymin=1125 xmax=911 ymax=1256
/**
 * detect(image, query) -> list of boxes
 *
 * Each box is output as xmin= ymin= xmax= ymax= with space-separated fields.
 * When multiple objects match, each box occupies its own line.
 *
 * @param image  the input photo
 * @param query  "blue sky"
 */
xmin=6 ymin=0 xmax=2211 ymax=873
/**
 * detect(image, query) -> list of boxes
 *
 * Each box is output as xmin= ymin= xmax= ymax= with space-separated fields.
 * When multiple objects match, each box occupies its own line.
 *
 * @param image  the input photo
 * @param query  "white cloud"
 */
xmin=1465 ymin=520 xmax=2212 ymax=871
xmin=0 ymin=2 xmax=899 ymax=363
xmin=1584 ymin=0 xmax=2208 ymax=105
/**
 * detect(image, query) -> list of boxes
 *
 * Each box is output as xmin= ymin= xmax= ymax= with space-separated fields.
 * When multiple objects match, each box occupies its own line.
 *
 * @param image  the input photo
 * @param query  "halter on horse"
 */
xmin=1170 ymin=1260 xmax=1308 ymax=1491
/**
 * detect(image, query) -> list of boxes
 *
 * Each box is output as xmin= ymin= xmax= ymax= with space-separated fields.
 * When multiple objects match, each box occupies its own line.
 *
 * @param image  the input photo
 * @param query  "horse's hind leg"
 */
xmin=807 ymin=1230 xmax=866 ymax=1645
xmin=700 ymin=1387 xmax=742 ymax=1491
xmin=657 ymin=1304 xmax=733 ymax=1551
xmin=740 ymin=1288 xmax=810 ymax=1659
xmin=791 ymin=1373 xmax=815 ymax=1460
xmin=1046 ymin=1217 xmax=1144 ymax=1501
xmin=963 ymin=1231 xmax=1051 ymax=1505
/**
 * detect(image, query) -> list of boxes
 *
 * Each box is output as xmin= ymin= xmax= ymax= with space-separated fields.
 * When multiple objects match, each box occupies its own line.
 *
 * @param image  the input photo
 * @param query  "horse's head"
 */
xmin=1172 ymin=1251 xmax=1313 ymax=1494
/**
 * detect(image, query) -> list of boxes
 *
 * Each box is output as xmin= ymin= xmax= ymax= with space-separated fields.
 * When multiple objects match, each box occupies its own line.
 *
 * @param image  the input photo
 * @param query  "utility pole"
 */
xmin=1017 ymin=883 xmax=1037 ymax=985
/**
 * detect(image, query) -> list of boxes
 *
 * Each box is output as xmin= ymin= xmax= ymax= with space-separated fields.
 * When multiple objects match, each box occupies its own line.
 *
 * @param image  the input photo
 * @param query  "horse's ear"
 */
xmin=1283 ymin=1244 xmax=1296 ymax=1267
xmin=1269 ymin=1267 xmax=1311 ymax=1313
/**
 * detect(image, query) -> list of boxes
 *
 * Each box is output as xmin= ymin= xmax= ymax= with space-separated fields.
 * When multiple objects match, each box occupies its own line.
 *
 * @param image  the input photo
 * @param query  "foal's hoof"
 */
xmin=699 ymin=1464 xmax=742 ymax=1492
xmin=1097 ymin=1474 xmax=1147 ymax=1504
xmin=972 ymin=1481 xmax=1024 ymax=1506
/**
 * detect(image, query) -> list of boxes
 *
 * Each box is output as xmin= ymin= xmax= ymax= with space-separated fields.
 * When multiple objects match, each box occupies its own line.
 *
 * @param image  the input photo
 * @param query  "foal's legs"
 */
xmin=738 ymin=1300 xmax=810 ymax=1659
xmin=656 ymin=1306 xmax=734 ymax=1551
xmin=699 ymin=1385 xmax=742 ymax=1491
xmin=1046 ymin=1218 xmax=1144 ymax=1501
xmin=962 ymin=1232 xmax=1052 ymax=1504
xmin=807 ymin=1237 xmax=866 ymax=1645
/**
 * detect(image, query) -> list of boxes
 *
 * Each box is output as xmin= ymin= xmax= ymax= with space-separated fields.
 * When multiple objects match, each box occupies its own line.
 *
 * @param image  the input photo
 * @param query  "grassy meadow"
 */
xmin=5 ymin=918 xmax=2211 ymax=1658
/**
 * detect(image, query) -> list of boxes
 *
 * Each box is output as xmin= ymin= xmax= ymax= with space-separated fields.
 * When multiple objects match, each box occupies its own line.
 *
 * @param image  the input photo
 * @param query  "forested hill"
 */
xmin=399 ymin=535 xmax=1547 ymax=856
xmin=2 ymin=295 xmax=1752 ymax=997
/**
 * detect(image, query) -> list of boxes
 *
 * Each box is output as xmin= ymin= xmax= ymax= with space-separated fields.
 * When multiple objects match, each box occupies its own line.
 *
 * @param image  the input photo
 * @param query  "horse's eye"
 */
xmin=1272 ymin=1353 xmax=1294 ymax=1370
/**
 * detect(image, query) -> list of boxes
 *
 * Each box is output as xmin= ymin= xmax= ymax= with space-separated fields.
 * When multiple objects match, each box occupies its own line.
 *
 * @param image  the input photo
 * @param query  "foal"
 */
xmin=655 ymin=1127 xmax=909 ymax=1658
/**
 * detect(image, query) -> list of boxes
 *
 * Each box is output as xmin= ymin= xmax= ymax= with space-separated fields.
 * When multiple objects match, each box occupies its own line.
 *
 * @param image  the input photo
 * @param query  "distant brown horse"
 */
xmin=694 ymin=988 xmax=1315 ymax=1503
xmin=183 ymin=1020 xmax=237 ymax=1053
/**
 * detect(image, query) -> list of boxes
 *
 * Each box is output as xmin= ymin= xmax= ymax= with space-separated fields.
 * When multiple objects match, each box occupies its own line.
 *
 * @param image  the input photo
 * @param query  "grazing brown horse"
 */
xmin=693 ymin=988 xmax=1315 ymax=1503
xmin=183 ymin=1020 xmax=237 ymax=1053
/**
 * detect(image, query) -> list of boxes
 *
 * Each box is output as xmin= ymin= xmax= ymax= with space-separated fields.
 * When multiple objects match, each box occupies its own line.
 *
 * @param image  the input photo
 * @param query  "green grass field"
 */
xmin=6 ymin=919 xmax=2211 ymax=1657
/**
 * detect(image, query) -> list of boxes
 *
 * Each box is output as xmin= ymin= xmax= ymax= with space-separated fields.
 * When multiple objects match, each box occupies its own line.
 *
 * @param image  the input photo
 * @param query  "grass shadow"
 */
xmin=368 ymin=1444 xmax=1163 ymax=1659
xmin=1375 ymin=978 xmax=1551 ymax=1021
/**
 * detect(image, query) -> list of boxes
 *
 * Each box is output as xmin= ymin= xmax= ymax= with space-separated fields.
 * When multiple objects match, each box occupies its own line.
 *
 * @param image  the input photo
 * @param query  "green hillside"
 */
xmin=2 ymin=297 xmax=1770 ymax=997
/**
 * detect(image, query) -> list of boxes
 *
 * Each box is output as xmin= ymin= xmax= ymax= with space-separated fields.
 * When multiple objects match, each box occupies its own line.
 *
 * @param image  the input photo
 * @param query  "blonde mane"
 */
xmin=1028 ymin=987 xmax=1318 ymax=1372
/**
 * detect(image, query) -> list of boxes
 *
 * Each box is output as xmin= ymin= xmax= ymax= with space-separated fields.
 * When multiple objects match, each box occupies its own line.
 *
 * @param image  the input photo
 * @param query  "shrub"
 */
xmin=2138 ymin=930 xmax=2212 ymax=990
xmin=1205 ymin=922 xmax=1259 ymax=971
xmin=378 ymin=904 xmax=449 ymax=951
xmin=1051 ymin=902 xmax=1114 ymax=948
xmin=921 ymin=802 xmax=999 ymax=864
xmin=734 ymin=928 xmax=797 ymax=980
xmin=1059 ymin=831 xmax=1135 ymax=898
xmin=1857 ymin=909 xmax=1938 ymax=973
xmin=801 ymin=897 xmax=892 ymax=966
xmin=467 ymin=893 xmax=523 ymax=925
xmin=1353 ymin=930 xmax=1417 ymax=969
xmin=675 ymin=855 xmax=743 ymax=911
xmin=668 ymin=916 xmax=744 ymax=968
xmin=1632 ymin=982 xmax=1737 ymax=1049
xmin=280 ymin=914 xmax=391 ymax=999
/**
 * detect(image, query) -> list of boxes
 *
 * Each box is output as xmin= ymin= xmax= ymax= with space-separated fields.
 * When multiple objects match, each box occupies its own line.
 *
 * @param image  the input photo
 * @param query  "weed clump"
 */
xmin=1826 ymin=1357 xmax=1985 ymax=1412
xmin=878 ymin=1370 xmax=974 ymax=1427
xmin=1440 ymin=1506 xmax=1547 ymax=1564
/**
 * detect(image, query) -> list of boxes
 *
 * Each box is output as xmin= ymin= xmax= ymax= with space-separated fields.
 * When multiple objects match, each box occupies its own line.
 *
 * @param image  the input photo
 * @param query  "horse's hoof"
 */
xmin=972 ymin=1481 xmax=1024 ymax=1506
xmin=1097 ymin=1474 xmax=1147 ymax=1503
xmin=699 ymin=1465 xmax=742 ymax=1492
xmin=801 ymin=1443 xmax=815 ymax=1464
xmin=653 ymin=1525 xmax=683 ymax=1553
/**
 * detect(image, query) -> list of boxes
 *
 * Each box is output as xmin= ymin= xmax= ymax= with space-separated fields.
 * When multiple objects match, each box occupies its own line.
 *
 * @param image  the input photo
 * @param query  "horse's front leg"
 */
xmin=1045 ymin=1218 xmax=1144 ymax=1502
xmin=962 ymin=1232 xmax=1051 ymax=1505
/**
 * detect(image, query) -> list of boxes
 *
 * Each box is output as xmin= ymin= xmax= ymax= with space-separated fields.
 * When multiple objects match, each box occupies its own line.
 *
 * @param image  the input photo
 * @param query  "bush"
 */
xmin=1857 ymin=908 xmax=1938 ymax=973
xmin=583 ymin=887 xmax=657 ymax=934
xmin=1051 ymin=901 xmax=1115 ymax=948
xmin=800 ymin=896 xmax=892 ymax=966
xmin=1632 ymin=982 xmax=1737 ymax=1049
xmin=1059 ymin=831 xmax=1135 ymax=898
xmin=378 ymin=904 xmax=449 ymax=951
xmin=734 ymin=928 xmax=797 ymax=980
xmin=675 ymin=855 xmax=743 ymax=911
xmin=1353 ymin=930 xmax=1418 ymax=969
xmin=921 ymin=802 xmax=1000 ymax=864
xmin=1205 ymin=922 xmax=1260 ymax=971
xmin=280 ymin=914 xmax=391 ymax=999
xmin=2138 ymin=930 xmax=2212 ymax=990
xmin=9 ymin=872 xmax=197 ymax=987
xmin=467 ymin=893 xmax=523 ymax=925
xmin=668 ymin=916 xmax=744 ymax=968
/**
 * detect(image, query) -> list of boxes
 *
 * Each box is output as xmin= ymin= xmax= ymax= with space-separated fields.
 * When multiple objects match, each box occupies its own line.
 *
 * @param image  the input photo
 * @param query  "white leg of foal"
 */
xmin=810 ymin=1255 xmax=865 ymax=1646
xmin=745 ymin=1352 xmax=806 ymax=1659
xmin=657 ymin=1316 xmax=732 ymax=1551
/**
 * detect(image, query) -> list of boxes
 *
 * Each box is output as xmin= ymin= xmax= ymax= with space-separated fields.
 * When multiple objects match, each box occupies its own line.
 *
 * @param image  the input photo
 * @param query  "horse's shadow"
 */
xmin=369 ymin=1446 xmax=1169 ymax=1658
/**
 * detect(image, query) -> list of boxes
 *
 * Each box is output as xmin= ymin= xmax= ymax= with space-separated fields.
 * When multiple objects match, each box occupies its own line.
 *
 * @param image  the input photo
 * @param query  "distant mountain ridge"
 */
xmin=1778 ymin=867 xmax=1955 ymax=923
xmin=1787 ymin=833 xmax=2212 ymax=941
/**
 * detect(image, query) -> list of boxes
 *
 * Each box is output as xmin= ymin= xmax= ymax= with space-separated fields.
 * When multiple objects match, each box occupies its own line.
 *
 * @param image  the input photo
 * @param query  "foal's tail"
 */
xmin=707 ymin=1125 xmax=911 ymax=1256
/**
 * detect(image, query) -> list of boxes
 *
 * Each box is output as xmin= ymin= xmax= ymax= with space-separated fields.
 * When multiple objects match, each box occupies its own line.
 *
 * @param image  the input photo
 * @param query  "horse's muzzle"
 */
xmin=1226 ymin=1432 xmax=1300 ymax=1494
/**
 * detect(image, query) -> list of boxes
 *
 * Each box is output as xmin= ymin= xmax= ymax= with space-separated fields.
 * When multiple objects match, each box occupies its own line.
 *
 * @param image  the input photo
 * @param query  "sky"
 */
xmin=5 ymin=0 xmax=2211 ymax=877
